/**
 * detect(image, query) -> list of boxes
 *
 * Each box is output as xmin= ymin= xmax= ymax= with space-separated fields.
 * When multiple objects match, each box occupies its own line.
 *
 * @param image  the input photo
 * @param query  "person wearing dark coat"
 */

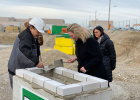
xmin=93 ymin=26 xmax=116 ymax=82
xmin=8 ymin=17 xmax=45 ymax=88
xmin=66 ymin=23 xmax=108 ymax=80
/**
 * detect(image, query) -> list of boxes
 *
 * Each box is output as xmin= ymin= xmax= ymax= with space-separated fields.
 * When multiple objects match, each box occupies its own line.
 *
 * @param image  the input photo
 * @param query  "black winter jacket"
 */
xmin=18 ymin=27 xmax=40 ymax=64
xmin=75 ymin=37 xmax=108 ymax=80
xmin=8 ymin=27 xmax=40 ymax=75
xmin=94 ymin=33 xmax=116 ymax=82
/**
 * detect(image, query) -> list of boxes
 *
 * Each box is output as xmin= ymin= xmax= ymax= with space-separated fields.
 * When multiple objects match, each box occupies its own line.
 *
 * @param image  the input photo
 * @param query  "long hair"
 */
xmin=93 ymin=26 xmax=104 ymax=40
xmin=67 ymin=23 xmax=91 ymax=43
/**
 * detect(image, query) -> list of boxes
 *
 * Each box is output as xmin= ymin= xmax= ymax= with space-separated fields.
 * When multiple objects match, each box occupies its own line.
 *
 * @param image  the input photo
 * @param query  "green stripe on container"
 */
xmin=22 ymin=88 xmax=44 ymax=100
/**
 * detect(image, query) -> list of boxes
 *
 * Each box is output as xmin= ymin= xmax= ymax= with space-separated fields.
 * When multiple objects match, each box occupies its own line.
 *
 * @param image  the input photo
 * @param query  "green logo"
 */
xmin=22 ymin=87 xmax=47 ymax=100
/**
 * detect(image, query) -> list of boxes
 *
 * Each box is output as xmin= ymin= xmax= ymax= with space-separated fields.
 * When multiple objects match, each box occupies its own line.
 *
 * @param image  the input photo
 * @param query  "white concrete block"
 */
xmin=53 ymin=67 xmax=66 ymax=75
xmin=32 ymin=75 xmax=51 ymax=87
xmin=23 ymin=71 xmax=39 ymax=82
xmin=57 ymin=84 xmax=82 ymax=96
xmin=26 ymin=67 xmax=43 ymax=74
xmin=74 ymin=73 xmax=91 ymax=82
xmin=78 ymin=81 xmax=100 ymax=92
xmin=87 ymin=76 xmax=108 ymax=88
xmin=44 ymin=80 xmax=64 ymax=93
xmin=63 ymin=69 xmax=79 ymax=79
xmin=16 ymin=69 xmax=30 ymax=78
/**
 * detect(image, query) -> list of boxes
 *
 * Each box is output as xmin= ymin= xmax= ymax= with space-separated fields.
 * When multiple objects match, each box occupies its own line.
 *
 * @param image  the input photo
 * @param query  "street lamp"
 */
xmin=108 ymin=0 xmax=111 ymax=30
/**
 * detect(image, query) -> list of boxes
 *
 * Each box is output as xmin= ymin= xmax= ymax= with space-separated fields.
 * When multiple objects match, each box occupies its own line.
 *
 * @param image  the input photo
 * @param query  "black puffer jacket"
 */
xmin=94 ymin=33 xmax=116 ymax=82
xmin=75 ymin=37 xmax=108 ymax=80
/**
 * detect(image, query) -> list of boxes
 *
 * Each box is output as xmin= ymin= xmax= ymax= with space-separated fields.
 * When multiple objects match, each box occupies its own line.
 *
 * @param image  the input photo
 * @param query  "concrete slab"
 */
xmin=100 ymin=89 xmax=112 ymax=100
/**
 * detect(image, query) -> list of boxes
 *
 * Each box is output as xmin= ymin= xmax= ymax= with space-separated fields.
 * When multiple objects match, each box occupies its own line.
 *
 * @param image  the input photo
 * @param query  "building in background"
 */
xmin=89 ymin=20 xmax=114 ymax=30
xmin=43 ymin=19 xmax=65 ymax=25
xmin=0 ymin=17 xmax=68 ymax=33
xmin=0 ymin=17 xmax=66 ymax=26
xmin=0 ymin=17 xmax=28 ymax=26
xmin=42 ymin=19 xmax=68 ymax=33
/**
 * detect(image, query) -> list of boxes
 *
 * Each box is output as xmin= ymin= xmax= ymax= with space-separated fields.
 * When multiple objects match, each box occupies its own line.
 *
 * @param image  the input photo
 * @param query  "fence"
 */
xmin=114 ymin=18 xmax=140 ymax=31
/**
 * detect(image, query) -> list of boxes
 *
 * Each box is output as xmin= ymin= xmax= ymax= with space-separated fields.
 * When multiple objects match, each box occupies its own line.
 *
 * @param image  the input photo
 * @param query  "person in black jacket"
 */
xmin=67 ymin=23 xmax=108 ymax=80
xmin=93 ymin=26 xmax=116 ymax=82
xmin=8 ymin=17 xmax=45 ymax=88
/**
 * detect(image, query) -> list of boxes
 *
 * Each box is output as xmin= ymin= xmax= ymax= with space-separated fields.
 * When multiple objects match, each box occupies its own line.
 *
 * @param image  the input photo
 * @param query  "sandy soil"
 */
xmin=0 ymin=47 xmax=13 ymax=100
xmin=0 ymin=31 xmax=140 ymax=100
xmin=0 ymin=32 xmax=18 ymax=44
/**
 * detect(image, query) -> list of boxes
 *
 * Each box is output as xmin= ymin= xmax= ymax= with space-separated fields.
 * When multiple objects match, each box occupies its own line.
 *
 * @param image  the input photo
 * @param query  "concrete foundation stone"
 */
xmin=16 ymin=69 xmax=30 ymax=78
xmin=14 ymin=68 xmax=112 ymax=100
xmin=57 ymin=84 xmax=82 ymax=96
xmin=87 ymin=76 xmax=108 ymax=88
xmin=63 ymin=69 xmax=79 ymax=79
xmin=32 ymin=75 xmax=51 ymax=87
xmin=23 ymin=71 xmax=39 ymax=82
xmin=74 ymin=73 xmax=90 ymax=82
xmin=78 ymin=81 xmax=100 ymax=92
xmin=44 ymin=80 xmax=65 ymax=93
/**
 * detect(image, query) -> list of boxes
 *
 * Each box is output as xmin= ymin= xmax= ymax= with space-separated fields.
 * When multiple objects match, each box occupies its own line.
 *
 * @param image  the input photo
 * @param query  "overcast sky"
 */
xmin=0 ymin=0 xmax=140 ymax=26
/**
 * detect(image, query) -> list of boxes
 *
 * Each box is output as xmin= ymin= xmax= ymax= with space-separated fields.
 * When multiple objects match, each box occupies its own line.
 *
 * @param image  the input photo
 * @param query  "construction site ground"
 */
xmin=0 ymin=31 xmax=140 ymax=100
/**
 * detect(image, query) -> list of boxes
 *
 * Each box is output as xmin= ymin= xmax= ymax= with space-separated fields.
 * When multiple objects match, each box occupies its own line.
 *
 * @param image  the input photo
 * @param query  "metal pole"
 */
xmin=95 ymin=10 xmax=97 ymax=26
xmin=108 ymin=0 xmax=111 ymax=30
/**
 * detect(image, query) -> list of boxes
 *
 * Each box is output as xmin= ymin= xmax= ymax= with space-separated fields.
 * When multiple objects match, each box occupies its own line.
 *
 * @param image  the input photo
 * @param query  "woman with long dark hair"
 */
xmin=93 ymin=26 xmax=116 ymax=83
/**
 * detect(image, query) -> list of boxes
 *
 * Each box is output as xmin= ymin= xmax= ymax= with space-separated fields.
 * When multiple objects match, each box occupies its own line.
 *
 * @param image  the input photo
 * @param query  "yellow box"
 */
xmin=73 ymin=46 xmax=75 ymax=55
xmin=5 ymin=26 xmax=19 ymax=32
xmin=55 ymin=37 xmax=74 ymax=47
xmin=54 ymin=45 xmax=75 ymax=55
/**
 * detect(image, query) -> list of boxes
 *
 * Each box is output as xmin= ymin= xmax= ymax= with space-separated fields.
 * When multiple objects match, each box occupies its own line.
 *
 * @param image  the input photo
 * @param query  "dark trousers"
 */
xmin=9 ymin=73 xmax=14 ymax=89
xmin=108 ymin=82 xmax=110 ymax=87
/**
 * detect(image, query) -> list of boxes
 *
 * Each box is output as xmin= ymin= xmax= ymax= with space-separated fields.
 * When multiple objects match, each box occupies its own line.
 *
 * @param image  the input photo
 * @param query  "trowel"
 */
xmin=53 ymin=59 xmax=69 ymax=67
xmin=43 ymin=64 xmax=57 ymax=72
xmin=43 ymin=59 xmax=68 ymax=72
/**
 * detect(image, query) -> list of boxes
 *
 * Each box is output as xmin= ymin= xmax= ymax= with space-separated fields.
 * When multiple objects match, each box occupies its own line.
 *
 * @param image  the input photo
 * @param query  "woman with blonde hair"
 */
xmin=67 ymin=23 xmax=108 ymax=80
